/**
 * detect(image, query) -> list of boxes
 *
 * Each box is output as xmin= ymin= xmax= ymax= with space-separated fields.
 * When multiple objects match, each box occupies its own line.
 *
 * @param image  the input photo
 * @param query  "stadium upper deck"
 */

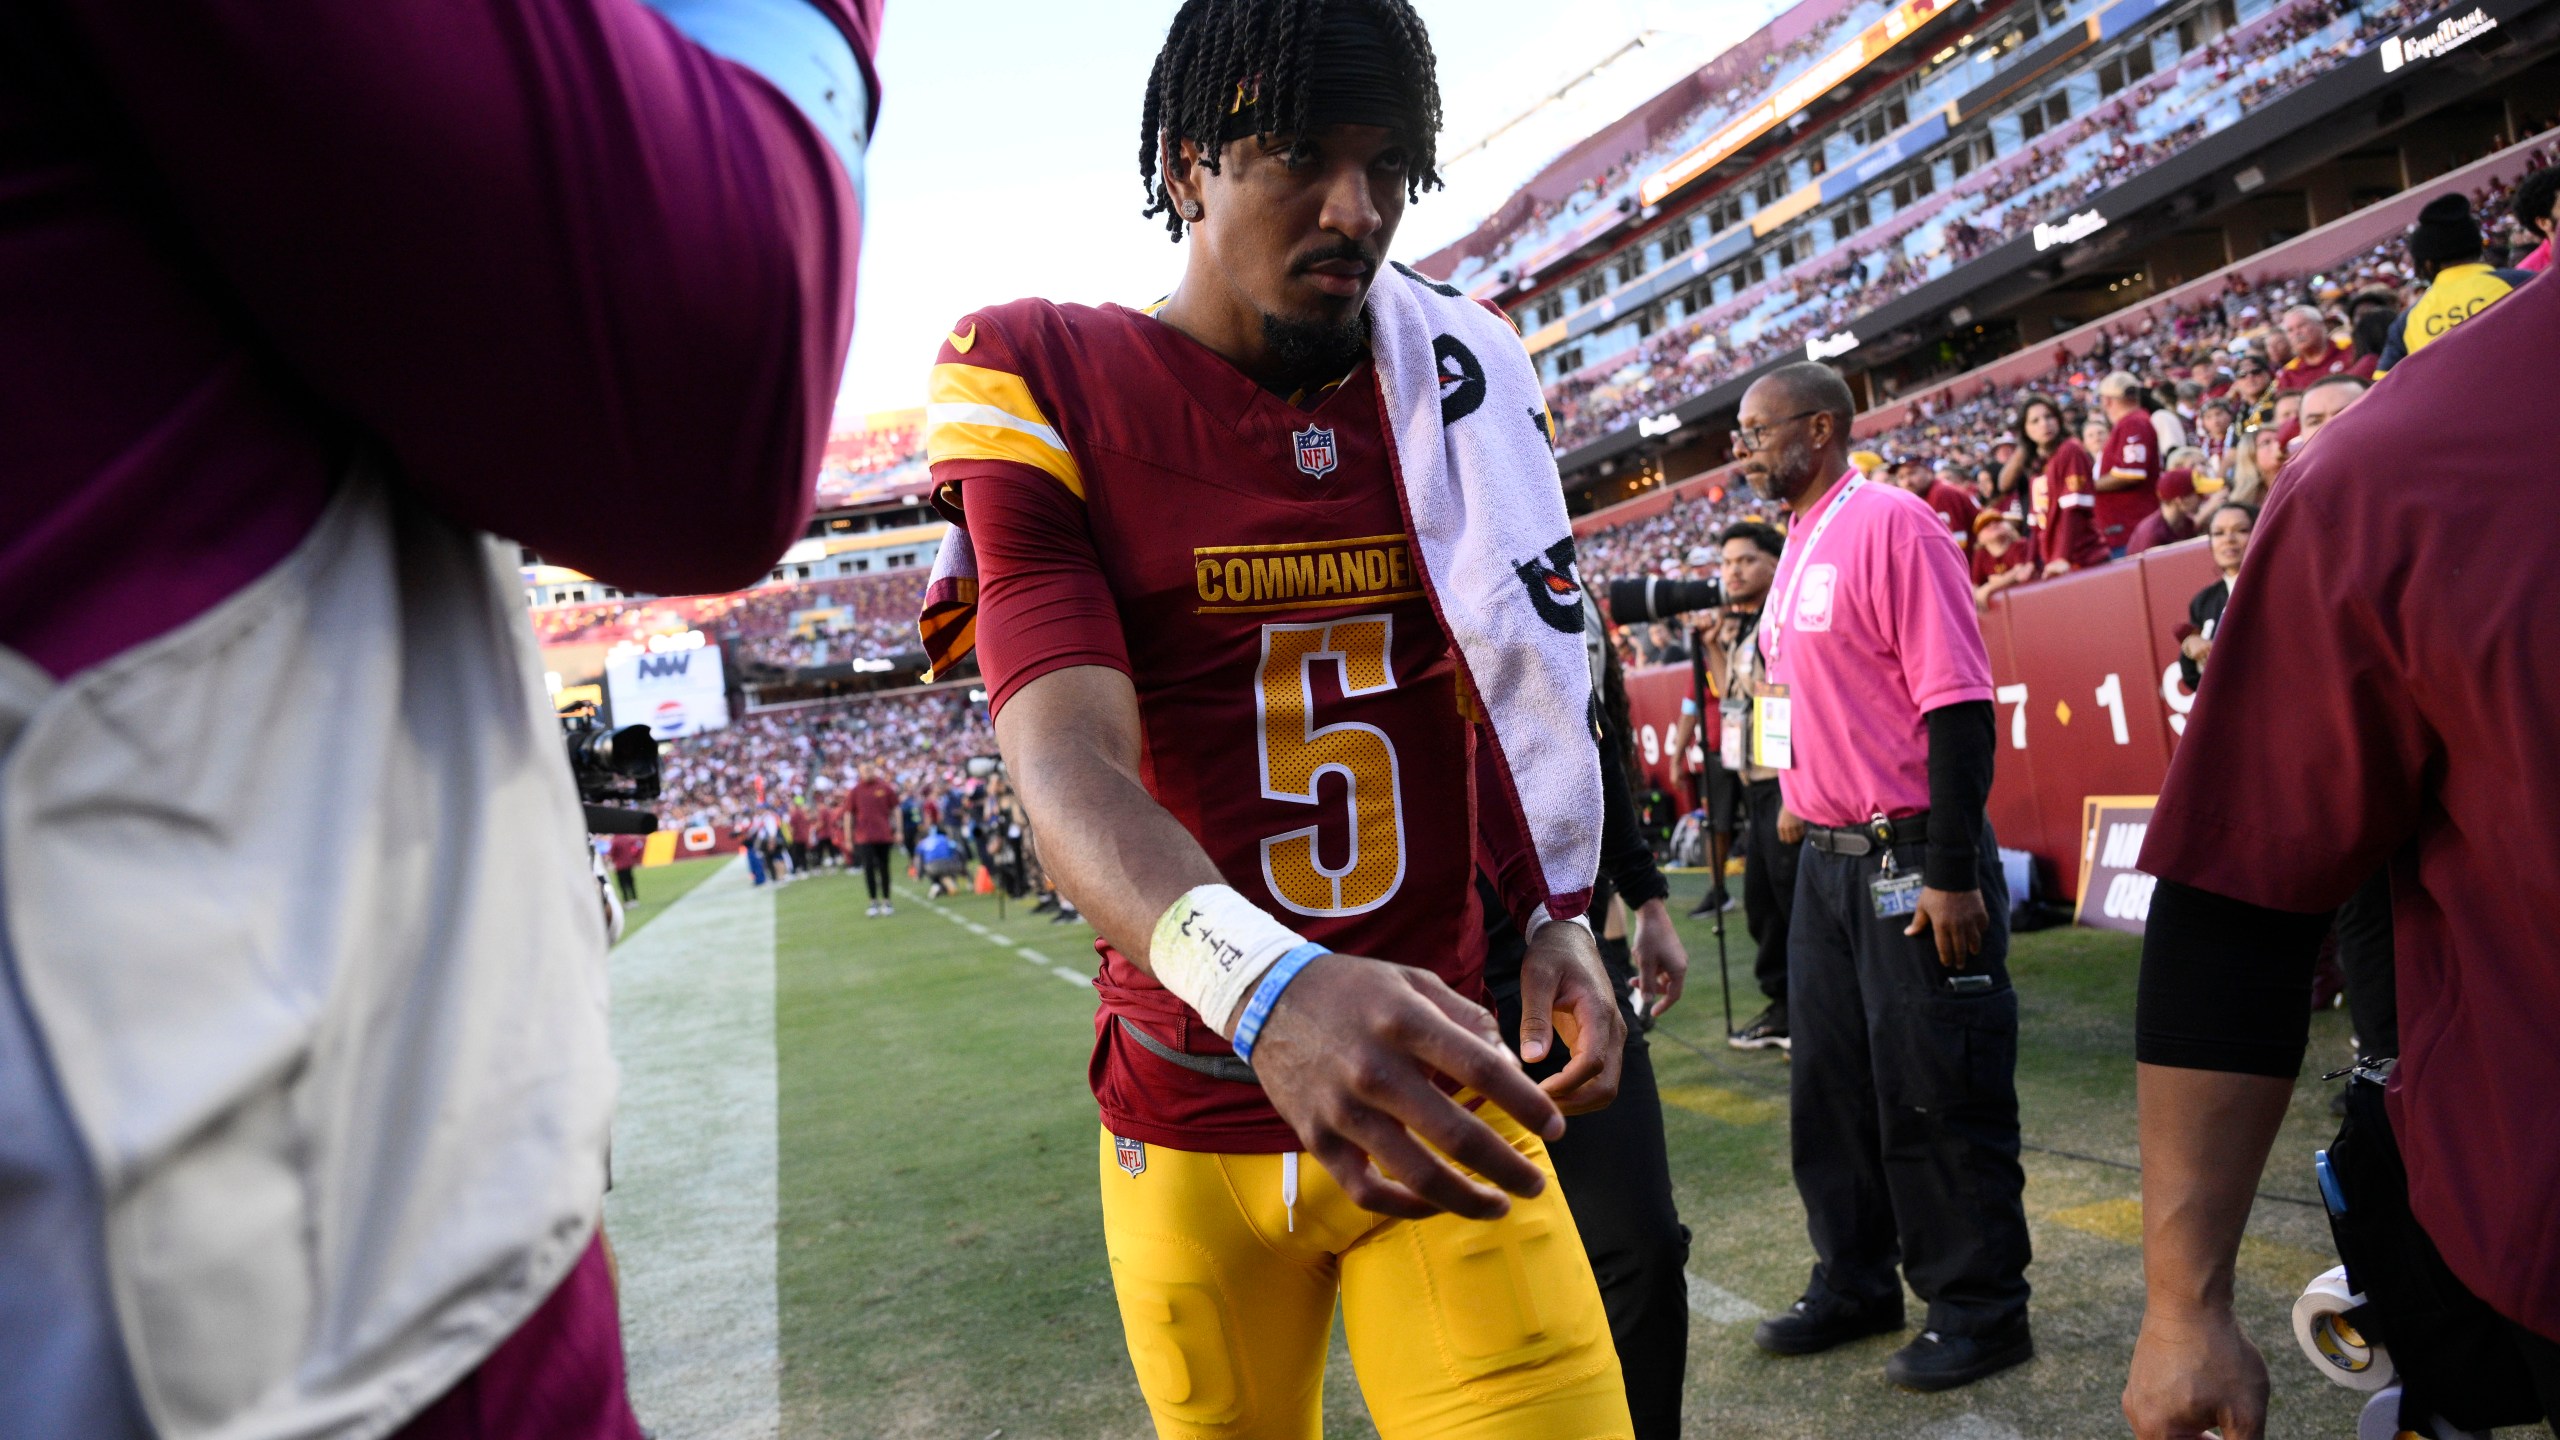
xmin=1419 ymin=0 xmax=2560 ymax=504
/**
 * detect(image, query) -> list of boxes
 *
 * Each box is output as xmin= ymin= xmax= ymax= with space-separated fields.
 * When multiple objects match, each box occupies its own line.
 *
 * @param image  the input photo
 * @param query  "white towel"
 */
xmin=1367 ymin=261 xmax=1599 ymax=920
xmin=920 ymin=267 xmax=1599 ymax=919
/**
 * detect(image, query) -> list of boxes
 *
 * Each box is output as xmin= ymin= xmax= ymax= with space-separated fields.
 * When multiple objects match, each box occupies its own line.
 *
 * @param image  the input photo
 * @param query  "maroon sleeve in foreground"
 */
xmin=956 ymin=464 xmax=1130 ymax=718
xmin=2139 ymin=481 xmax=2430 ymax=912
xmin=54 ymin=0 xmax=869 ymax=595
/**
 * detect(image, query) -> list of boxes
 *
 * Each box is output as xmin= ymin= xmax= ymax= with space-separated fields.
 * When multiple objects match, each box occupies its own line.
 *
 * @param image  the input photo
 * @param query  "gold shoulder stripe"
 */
xmin=925 ymin=363 xmax=1085 ymax=499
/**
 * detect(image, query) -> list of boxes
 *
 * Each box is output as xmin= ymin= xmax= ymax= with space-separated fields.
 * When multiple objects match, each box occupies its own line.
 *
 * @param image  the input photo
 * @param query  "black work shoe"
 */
xmin=1729 ymin=1003 xmax=1791 ymax=1051
xmin=1686 ymin=886 xmax=1733 ymax=918
xmin=1884 ymin=1318 xmax=2035 ymax=1391
xmin=1752 ymin=1295 xmax=1905 ymax=1356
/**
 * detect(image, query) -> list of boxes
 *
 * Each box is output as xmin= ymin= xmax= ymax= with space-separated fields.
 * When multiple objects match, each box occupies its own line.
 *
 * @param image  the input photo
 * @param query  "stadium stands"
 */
xmin=1570 ymin=127 xmax=2559 ymax=592
xmin=535 ymin=569 xmax=928 ymax=675
xmin=654 ymin=687 xmax=993 ymax=830
xmin=1530 ymin=0 xmax=2447 ymax=454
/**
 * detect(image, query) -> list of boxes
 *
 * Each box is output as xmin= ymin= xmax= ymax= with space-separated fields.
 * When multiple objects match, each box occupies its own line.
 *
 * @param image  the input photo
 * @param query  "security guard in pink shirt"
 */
xmin=1728 ymin=362 xmax=2031 ymax=1393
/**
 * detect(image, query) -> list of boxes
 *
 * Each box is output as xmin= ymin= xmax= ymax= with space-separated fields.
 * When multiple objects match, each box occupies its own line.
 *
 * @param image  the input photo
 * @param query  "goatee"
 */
xmin=1262 ymin=309 xmax=1370 ymax=389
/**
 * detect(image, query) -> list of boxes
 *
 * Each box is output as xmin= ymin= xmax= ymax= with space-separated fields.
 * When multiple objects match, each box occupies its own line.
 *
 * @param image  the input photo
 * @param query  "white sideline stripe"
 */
xmin=1685 ymin=1272 xmax=1763 ymax=1324
xmin=922 ymin=899 xmax=1095 ymax=989
xmin=608 ymin=856 xmax=780 ymax=1440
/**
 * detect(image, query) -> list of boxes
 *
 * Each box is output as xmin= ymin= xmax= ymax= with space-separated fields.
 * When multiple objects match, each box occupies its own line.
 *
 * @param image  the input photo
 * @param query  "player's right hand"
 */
xmin=2121 ymin=1303 xmax=2268 ymax=1440
xmin=1248 ymin=953 xmax=1560 ymax=1222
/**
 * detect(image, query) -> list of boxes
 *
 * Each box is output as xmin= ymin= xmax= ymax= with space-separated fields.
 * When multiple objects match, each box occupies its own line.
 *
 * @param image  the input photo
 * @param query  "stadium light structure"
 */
xmin=1640 ymin=0 xmax=1960 ymax=207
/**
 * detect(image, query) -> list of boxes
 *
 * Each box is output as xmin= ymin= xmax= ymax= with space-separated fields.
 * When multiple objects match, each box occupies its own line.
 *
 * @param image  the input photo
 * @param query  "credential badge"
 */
xmin=1292 ymin=425 xmax=1339 ymax=479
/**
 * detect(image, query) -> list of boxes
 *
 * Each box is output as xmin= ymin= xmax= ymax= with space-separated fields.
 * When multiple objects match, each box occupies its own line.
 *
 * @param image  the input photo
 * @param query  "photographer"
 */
xmin=1 ymin=4 xmax=873 ymax=1436
xmin=1604 ymin=559 xmax=1727 ymax=891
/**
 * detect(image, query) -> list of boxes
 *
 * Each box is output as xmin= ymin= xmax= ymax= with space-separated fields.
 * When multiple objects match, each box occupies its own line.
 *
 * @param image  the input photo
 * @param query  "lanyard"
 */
xmin=1759 ymin=471 xmax=1867 ymax=666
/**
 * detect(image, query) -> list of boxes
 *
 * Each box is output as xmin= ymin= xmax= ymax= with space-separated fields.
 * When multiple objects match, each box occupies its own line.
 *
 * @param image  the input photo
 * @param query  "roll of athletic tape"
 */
xmin=2295 ymin=1265 xmax=2394 ymax=1392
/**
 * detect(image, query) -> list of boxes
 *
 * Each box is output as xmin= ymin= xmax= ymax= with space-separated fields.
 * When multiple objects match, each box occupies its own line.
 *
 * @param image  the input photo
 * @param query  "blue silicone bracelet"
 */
xmin=1230 ymin=943 xmax=1328 ymax=1063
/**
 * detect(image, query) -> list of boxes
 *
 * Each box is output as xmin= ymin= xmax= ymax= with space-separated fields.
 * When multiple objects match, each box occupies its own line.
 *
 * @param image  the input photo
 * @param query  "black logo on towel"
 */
xmin=1435 ymin=335 xmax=1486 ymax=425
xmin=1393 ymin=261 xmax=1464 ymax=298
xmin=1513 ymin=537 xmax=1586 ymax=635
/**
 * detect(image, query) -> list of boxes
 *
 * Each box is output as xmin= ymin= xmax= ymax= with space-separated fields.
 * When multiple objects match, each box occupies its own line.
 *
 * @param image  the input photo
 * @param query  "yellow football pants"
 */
xmin=1097 ymin=1102 xmax=1633 ymax=1440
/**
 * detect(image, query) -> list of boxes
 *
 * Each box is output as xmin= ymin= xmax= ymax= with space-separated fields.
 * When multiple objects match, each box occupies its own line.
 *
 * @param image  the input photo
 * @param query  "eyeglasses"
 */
xmin=1731 ymin=410 xmax=1820 ymax=454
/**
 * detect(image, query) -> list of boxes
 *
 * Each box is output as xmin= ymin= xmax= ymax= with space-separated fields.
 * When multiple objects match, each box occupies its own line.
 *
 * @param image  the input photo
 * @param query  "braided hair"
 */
xmin=1137 ymin=0 xmax=1444 ymax=241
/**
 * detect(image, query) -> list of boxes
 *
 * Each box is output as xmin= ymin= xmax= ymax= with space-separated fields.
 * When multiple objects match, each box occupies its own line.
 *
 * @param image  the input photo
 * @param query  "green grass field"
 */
xmin=617 ymin=861 xmax=2371 ymax=1439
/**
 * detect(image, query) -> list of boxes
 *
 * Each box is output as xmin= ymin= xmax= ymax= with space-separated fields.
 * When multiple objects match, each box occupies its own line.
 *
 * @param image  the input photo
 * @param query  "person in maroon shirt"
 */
xmin=1888 ymin=456 xmax=1980 ymax=552
xmin=2007 ymin=395 xmax=2108 ymax=577
xmin=2123 ymin=246 xmax=2560 ymax=1438
xmin=1969 ymin=512 xmax=2035 ymax=605
xmin=2274 ymin=304 xmax=2356 ymax=390
xmin=0 ymin=4 xmax=876 ymax=1436
xmin=2093 ymin=372 xmax=2162 ymax=554
xmin=849 ymin=768 xmax=901 ymax=916
xmin=2124 ymin=468 xmax=2200 ymax=555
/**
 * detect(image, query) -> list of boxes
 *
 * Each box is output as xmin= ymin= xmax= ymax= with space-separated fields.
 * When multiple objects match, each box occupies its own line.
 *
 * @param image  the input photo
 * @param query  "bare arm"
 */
xmin=993 ymin=666 xmax=1219 ymax=955
xmin=994 ymin=664 xmax=1563 ymax=1220
xmin=2121 ymin=1063 xmax=2294 ymax=1440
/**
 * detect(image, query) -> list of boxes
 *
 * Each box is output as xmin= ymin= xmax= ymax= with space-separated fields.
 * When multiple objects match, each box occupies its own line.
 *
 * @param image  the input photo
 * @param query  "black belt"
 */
xmin=1117 ymin=1015 xmax=1259 ymax=1086
xmin=1804 ymin=811 xmax=1930 ymax=857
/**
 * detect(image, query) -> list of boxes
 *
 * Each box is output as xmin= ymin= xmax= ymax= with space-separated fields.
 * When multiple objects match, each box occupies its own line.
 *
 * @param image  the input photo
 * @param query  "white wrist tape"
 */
xmin=1526 ymin=904 xmax=1594 ymax=940
xmin=1149 ymin=884 xmax=1313 ymax=1033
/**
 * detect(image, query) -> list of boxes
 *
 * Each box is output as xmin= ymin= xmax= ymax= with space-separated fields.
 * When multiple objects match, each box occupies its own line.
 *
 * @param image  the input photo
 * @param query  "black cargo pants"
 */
xmin=1786 ymin=817 xmax=2031 ymax=1336
xmin=1741 ymin=776 xmax=1797 ymax=1004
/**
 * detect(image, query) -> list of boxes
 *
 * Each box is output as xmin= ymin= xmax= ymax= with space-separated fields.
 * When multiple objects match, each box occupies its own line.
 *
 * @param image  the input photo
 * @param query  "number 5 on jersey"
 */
xmin=1256 ymin=618 xmax=1406 ymax=917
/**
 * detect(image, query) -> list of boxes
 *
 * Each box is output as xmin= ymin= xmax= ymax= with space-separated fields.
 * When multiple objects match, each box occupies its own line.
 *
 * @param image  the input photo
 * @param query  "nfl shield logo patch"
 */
xmin=1292 ymin=425 xmax=1338 ymax=478
xmin=1114 ymin=1135 xmax=1147 ymax=1177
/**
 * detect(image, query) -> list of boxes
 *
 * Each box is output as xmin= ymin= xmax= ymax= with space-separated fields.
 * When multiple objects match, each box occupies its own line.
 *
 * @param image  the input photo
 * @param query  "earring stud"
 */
xmin=1180 ymin=201 xmax=1202 ymax=220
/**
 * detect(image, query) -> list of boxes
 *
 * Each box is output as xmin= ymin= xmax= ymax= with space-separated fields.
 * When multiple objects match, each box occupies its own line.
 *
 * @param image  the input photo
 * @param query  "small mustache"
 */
xmin=1293 ymin=242 xmax=1378 ymax=274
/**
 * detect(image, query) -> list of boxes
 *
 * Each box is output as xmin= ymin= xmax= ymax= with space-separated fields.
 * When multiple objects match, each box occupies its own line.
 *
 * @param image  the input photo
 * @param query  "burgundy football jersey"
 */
xmin=926 ymin=299 xmax=1505 ymax=1152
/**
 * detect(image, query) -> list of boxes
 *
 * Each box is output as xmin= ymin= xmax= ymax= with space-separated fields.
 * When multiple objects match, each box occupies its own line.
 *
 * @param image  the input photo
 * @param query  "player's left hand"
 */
xmin=1905 ymin=886 xmax=1988 ymax=969
xmin=1629 ymin=897 xmax=1688 ymax=1018
xmin=1518 ymin=919 xmax=1624 ymax=1114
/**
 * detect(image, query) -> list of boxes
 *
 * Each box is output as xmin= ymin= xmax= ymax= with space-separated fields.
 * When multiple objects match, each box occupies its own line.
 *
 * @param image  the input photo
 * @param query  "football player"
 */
xmin=916 ymin=1 xmax=1634 ymax=1435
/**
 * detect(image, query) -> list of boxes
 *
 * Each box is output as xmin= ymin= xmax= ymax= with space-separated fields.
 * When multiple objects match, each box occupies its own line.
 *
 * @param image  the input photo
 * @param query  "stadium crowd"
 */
xmin=1543 ymin=0 xmax=2446 ymax=452
xmin=1574 ymin=142 xmax=2557 ymax=612
xmin=533 ymin=568 xmax=930 ymax=672
xmin=653 ymin=686 xmax=992 ymax=832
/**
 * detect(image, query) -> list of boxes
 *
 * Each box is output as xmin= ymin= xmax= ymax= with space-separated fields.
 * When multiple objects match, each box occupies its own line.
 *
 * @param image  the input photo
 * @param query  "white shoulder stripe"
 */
xmin=926 ymin=402 xmax=1066 ymax=452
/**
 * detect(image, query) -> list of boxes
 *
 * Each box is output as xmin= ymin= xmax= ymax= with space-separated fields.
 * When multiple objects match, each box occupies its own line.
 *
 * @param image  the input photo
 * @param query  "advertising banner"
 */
xmin=2074 ymin=796 xmax=2160 ymax=934
xmin=605 ymin=641 xmax=731 ymax=740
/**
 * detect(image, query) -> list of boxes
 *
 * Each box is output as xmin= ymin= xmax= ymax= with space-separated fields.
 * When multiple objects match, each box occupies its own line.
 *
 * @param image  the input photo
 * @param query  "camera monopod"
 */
xmin=1714 ymin=889 xmax=1732 ymax=1035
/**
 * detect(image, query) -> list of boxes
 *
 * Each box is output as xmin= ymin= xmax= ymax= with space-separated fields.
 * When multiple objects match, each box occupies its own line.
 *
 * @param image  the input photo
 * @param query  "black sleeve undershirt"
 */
xmin=1922 ymin=700 xmax=1995 ymax=891
xmin=1594 ymin=705 xmax=1671 ymax=909
xmin=2136 ymin=878 xmax=2332 ymax=1077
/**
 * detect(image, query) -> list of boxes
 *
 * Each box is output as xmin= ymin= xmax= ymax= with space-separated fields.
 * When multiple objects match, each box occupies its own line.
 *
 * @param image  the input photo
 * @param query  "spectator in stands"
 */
xmin=2511 ymin=165 xmax=2559 ymax=273
xmin=2127 ymin=470 xmax=2202 ymax=556
xmin=2378 ymin=194 xmax=2536 ymax=375
xmin=2227 ymin=354 xmax=2278 ymax=429
xmin=2296 ymin=373 xmax=2369 ymax=448
xmin=1890 ymin=456 xmax=1979 ymax=553
xmin=2011 ymin=396 xmax=2107 ymax=578
xmin=2095 ymin=372 xmax=2164 ymax=555
xmin=1971 ymin=512 xmax=2035 ymax=606
xmin=2275 ymin=304 xmax=2355 ymax=389
xmin=2178 ymin=503 xmax=2256 ymax=689
xmin=2194 ymin=399 xmax=2236 ymax=478
xmin=1 ymin=5 xmax=875 ymax=1436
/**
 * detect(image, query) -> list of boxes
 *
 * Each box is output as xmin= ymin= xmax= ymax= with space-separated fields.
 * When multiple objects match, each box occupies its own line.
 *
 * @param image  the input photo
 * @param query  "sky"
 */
xmin=834 ymin=0 xmax=1794 ymax=423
